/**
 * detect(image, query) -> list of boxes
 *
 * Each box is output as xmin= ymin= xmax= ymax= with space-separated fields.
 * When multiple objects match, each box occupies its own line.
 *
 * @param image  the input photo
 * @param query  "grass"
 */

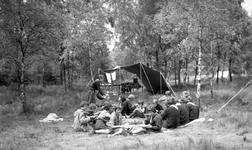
xmin=0 ymin=76 xmax=252 ymax=149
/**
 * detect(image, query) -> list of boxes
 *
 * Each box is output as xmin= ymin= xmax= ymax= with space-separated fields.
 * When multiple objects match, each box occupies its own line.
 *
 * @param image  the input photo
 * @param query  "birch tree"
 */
xmin=0 ymin=0 xmax=65 ymax=113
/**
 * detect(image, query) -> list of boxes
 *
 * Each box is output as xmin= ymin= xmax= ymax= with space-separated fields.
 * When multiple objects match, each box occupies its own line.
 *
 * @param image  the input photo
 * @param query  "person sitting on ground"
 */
xmin=108 ymin=106 xmax=123 ymax=127
xmin=89 ymin=103 xmax=113 ymax=135
xmin=120 ymin=94 xmax=136 ymax=116
xmin=114 ymin=106 xmax=163 ymax=136
xmin=73 ymin=101 xmax=96 ymax=132
xmin=97 ymin=100 xmax=111 ymax=111
xmin=160 ymin=97 xmax=180 ymax=129
xmin=181 ymin=91 xmax=199 ymax=122
xmin=175 ymin=98 xmax=189 ymax=126
xmin=158 ymin=90 xmax=174 ymax=102
xmin=86 ymin=103 xmax=98 ymax=116
xmin=128 ymin=99 xmax=146 ymax=118
xmin=86 ymin=103 xmax=99 ymax=126
xmin=152 ymin=99 xmax=164 ymax=114
xmin=143 ymin=106 xmax=163 ymax=132
xmin=107 ymin=106 xmax=131 ymax=137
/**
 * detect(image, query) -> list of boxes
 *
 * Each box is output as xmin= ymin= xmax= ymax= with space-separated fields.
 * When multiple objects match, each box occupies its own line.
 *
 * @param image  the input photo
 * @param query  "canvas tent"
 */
xmin=103 ymin=63 xmax=175 ymax=95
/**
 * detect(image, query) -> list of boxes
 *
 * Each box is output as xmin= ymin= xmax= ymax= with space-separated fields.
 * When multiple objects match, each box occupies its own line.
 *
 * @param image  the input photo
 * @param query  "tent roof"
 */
xmin=104 ymin=63 xmax=171 ymax=94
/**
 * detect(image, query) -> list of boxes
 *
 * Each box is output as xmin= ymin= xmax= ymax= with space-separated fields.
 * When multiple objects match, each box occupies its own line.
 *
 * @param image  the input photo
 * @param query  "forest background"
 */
xmin=1 ymin=0 xmax=252 ymax=150
xmin=0 ymin=0 xmax=252 ymax=113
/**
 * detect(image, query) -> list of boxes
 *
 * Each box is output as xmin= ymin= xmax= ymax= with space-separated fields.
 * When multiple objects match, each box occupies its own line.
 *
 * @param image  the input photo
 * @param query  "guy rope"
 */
xmin=216 ymin=78 xmax=252 ymax=113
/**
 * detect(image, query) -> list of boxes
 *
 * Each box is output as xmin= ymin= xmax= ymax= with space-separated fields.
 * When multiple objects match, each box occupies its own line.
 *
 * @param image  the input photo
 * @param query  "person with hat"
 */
xmin=160 ymin=97 xmax=180 ymax=129
xmin=86 ymin=75 xmax=106 ymax=105
xmin=128 ymin=99 xmax=146 ymax=118
xmin=73 ymin=101 xmax=96 ymax=132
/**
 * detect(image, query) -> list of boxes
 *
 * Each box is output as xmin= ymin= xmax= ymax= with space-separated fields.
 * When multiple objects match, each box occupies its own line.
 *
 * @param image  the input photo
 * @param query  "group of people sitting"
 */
xmin=73 ymin=90 xmax=200 ymax=137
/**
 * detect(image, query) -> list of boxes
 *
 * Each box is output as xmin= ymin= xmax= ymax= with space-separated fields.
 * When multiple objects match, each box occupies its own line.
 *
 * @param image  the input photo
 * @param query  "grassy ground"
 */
xmin=0 ymin=77 xmax=252 ymax=150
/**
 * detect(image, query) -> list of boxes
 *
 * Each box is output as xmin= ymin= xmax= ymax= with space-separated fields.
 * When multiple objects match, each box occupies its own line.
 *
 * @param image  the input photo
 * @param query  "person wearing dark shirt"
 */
xmin=161 ymin=97 xmax=180 ymax=129
xmin=176 ymin=99 xmax=189 ymax=126
xmin=144 ymin=106 xmax=163 ymax=132
xmin=119 ymin=94 xmax=136 ymax=116
xmin=186 ymin=101 xmax=199 ymax=121
xmin=86 ymin=75 xmax=106 ymax=105
xmin=128 ymin=100 xmax=146 ymax=118
xmin=181 ymin=91 xmax=199 ymax=122
xmin=152 ymin=99 xmax=164 ymax=114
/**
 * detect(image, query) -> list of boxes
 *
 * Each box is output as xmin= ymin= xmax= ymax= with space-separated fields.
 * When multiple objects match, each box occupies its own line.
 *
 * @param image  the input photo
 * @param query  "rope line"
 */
xmin=140 ymin=63 xmax=155 ymax=95
xmin=216 ymin=78 xmax=252 ymax=113
xmin=160 ymin=73 xmax=177 ymax=98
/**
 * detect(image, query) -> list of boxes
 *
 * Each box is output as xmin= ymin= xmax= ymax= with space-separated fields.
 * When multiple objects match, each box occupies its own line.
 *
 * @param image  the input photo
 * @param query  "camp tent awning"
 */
xmin=104 ymin=63 xmax=171 ymax=94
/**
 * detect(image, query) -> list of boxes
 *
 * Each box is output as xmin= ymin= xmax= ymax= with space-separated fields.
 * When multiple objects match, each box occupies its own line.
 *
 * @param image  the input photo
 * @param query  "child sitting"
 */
xmin=88 ymin=103 xmax=113 ymax=135
xmin=73 ymin=101 xmax=96 ymax=132
xmin=128 ymin=100 xmax=146 ymax=118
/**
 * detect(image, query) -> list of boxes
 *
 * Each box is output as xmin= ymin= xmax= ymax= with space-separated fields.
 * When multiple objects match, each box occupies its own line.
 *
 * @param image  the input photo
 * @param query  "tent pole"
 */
xmin=160 ymin=72 xmax=177 ymax=98
xmin=82 ymin=70 xmax=98 ymax=93
xmin=160 ymin=72 xmax=162 ymax=94
xmin=141 ymin=63 xmax=155 ymax=95
xmin=110 ymin=72 xmax=113 ymax=94
xmin=81 ymin=70 xmax=99 ymax=100
xmin=140 ymin=63 xmax=143 ymax=97
xmin=119 ymin=68 xmax=121 ymax=95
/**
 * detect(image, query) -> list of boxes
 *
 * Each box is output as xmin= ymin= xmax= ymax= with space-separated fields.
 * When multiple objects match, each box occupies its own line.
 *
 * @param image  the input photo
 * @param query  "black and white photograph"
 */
xmin=0 ymin=0 xmax=252 ymax=149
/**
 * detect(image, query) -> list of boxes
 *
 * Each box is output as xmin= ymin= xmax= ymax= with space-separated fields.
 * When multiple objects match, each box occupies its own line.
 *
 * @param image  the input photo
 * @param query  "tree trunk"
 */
xmin=67 ymin=64 xmax=70 ymax=88
xmin=155 ymin=49 xmax=159 ymax=70
xmin=164 ymin=59 xmax=168 ymax=79
xmin=229 ymin=58 xmax=232 ymax=82
xmin=216 ymin=65 xmax=220 ymax=84
xmin=71 ymin=67 xmax=74 ymax=87
xmin=16 ymin=69 xmax=21 ymax=95
xmin=174 ymin=60 xmax=177 ymax=86
xmin=196 ymin=28 xmax=202 ymax=108
xmin=60 ymin=62 xmax=63 ymax=85
xmin=89 ymin=48 xmax=94 ymax=80
xmin=183 ymin=57 xmax=188 ymax=87
xmin=63 ymin=63 xmax=67 ymax=92
xmin=210 ymin=42 xmax=214 ymax=99
xmin=20 ymin=50 xmax=27 ymax=113
xmin=178 ymin=60 xmax=182 ymax=89
xmin=221 ymin=69 xmax=224 ymax=83
xmin=42 ymin=62 xmax=46 ymax=87
xmin=194 ymin=60 xmax=198 ymax=86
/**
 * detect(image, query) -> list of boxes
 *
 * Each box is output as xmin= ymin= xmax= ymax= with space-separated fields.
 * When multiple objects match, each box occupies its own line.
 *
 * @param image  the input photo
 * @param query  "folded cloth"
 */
xmin=39 ymin=113 xmax=64 ymax=123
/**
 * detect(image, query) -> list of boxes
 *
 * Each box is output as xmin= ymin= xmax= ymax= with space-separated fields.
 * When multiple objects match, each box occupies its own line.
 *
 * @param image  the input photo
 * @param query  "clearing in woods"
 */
xmin=1 ymin=109 xmax=252 ymax=150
